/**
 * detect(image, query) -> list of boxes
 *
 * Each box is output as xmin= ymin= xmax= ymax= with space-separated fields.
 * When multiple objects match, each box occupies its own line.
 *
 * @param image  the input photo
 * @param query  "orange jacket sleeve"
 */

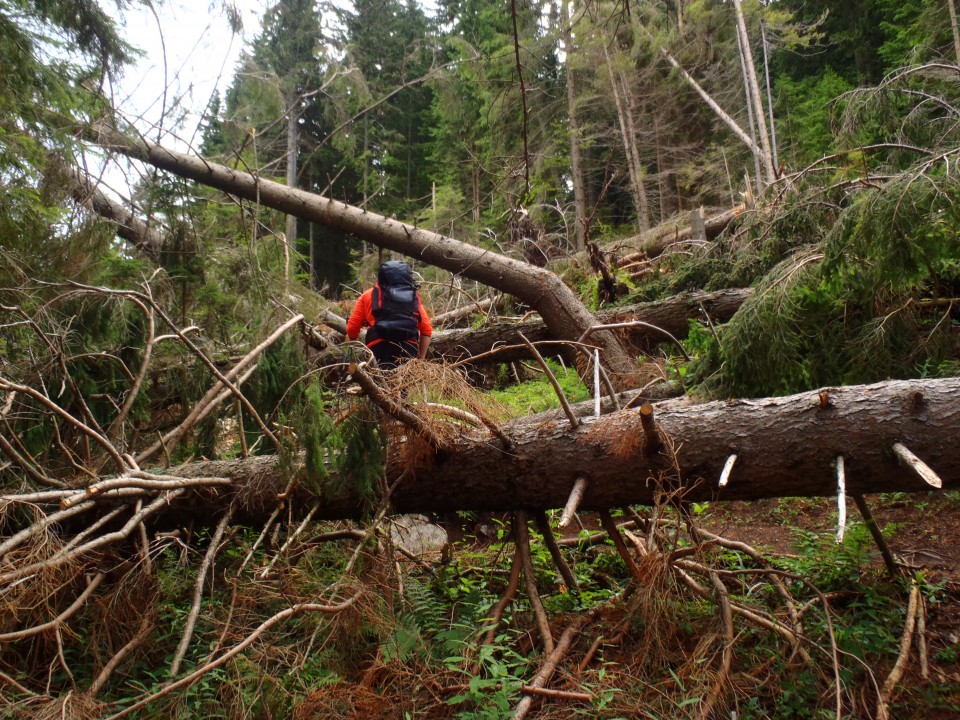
xmin=416 ymin=297 xmax=433 ymax=337
xmin=346 ymin=289 xmax=373 ymax=340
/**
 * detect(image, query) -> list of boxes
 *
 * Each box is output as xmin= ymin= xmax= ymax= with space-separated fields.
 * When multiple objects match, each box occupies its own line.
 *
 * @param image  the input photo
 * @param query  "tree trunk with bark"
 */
xmin=86 ymin=122 xmax=638 ymax=384
xmin=158 ymin=377 xmax=960 ymax=522
xmin=603 ymin=43 xmax=651 ymax=231
xmin=948 ymin=0 xmax=960 ymax=67
xmin=423 ymin=288 xmax=751 ymax=363
xmin=622 ymin=205 xmax=743 ymax=258
xmin=65 ymin=166 xmax=163 ymax=262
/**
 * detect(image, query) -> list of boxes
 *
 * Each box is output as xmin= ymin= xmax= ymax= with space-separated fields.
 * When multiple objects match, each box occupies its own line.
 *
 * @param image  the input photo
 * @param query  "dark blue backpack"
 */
xmin=368 ymin=261 xmax=420 ymax=343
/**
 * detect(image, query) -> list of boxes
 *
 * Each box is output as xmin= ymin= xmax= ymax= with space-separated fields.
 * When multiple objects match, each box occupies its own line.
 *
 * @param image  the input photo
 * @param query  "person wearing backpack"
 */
xmin=346 ymin=260 xmax=433 ymax=370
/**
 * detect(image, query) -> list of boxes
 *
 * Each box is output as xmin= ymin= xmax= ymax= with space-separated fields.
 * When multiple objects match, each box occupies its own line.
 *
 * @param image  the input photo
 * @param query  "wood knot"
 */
xmin=905 ymin=390 xmax=925 ymax=415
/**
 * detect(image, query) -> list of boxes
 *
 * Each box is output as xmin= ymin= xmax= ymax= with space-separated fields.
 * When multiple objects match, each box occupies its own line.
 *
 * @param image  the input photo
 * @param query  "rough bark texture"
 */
xmin=87 ymin=122 xmax=636 ymax=382
xmin=161 ymin=377 xmax=960 ymax=522
xmin=427 ymin=288 xmax=751 ymax=362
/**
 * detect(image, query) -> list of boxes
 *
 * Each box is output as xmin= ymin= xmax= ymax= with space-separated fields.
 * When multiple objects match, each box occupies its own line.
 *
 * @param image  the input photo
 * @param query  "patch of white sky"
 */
xmin=100 ymin=0 xmax=437 ymax=199
xmin=99 ymin=0 xmax=270 ymax=196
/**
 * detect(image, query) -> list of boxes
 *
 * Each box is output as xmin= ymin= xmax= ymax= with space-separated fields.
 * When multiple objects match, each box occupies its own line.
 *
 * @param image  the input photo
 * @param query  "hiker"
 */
xmin=346 ymin=260 xmax=433 ymax=370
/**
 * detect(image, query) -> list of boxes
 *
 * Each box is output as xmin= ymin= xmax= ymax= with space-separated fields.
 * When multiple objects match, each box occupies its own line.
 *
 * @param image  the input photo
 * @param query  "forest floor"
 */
xmin=705 ymin=491 xmax=960 ymax=714
xmin=295 ymin=494 xmax=960 ymax=719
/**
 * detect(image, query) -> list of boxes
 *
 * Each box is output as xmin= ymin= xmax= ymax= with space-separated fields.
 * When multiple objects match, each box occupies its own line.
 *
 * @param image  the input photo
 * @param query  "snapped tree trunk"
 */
xmin=731 ymin=0 xmax=775 ymax=184
xmin=160 ymin=377 xmax=960 ymax=522
xmin=85 ymin=121 xmax=638 ymax=384
xmin=623 ymin=205 xmax=743 ymax=258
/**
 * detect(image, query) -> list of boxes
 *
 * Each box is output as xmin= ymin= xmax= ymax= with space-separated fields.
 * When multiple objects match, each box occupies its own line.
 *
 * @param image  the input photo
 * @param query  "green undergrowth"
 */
xmin=488 ymin=359 xmax=590 ymax=416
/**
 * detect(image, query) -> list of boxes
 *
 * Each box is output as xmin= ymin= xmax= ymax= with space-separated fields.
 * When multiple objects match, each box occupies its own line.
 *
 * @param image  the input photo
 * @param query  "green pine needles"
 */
xmin=695 ymin=169 xmax=960 ymax=397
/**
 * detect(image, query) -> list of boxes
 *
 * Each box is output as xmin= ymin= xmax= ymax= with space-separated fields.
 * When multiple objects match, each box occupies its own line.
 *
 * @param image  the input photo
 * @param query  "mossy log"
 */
xmin=164 ymin=377 xmax=960 ymax=523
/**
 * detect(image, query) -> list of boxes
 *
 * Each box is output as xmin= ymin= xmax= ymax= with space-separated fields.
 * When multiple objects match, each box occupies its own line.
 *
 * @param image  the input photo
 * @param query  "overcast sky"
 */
xmin=111 ymin=1 xmax=269 ymax=145
xmin=94 ymin=1 xmax=268 ymax=194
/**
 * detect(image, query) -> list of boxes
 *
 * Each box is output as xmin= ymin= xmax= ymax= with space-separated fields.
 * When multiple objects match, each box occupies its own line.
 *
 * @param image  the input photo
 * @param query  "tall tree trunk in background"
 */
xmin=472 ymin=156 xmax=481 ymax=223
xmin=948 ymin=0 xmax=960 ymax=66
xmin=89 ymin=123 xmax=639 ymax=382
xmin=760 ymin=22 xmax=779 ymax=172
xmin=603 ymin=43 xmax=650 ymax=231
xmin=654 ymin=114 xmax=673 ymax=220
xmin=563 ymin=0 xmax=588 ymax=251
xmin=736 ymin=26 xmax=763 ymax=195
xmin=731 ymin=0 xmax=775 ymax=185
xmin=285 ymin=104 xmax=299 ymax=284
xmin=621 ymin=71 xmax=652 ymax=229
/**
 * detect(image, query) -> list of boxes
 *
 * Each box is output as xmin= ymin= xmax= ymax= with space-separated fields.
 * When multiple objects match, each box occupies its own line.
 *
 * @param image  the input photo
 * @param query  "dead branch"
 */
xmin=599 ymin=510 xmax=643 ymax=580
xmin=700 ymin=571 xmax=734 ymax=720
xmin=519 ymin=685 xmax=590 ymax=702
xmin=481 ymin=543 xmax=523 ymax=648
xmin=349 ymin=363 xmax=444 ymax=447
xmin=0 ymin=377 xmax=129 ymax=473
xmin=881 ymin=582 xmax=921 ymax=705
xmin=512 ymin=597 xmax=611 ymax=720
xmin=103 ymin=593 xmax=361 ymax=720
xmin=169 ymin=510 xmax=234 ymax=677
xmin=533 ymin=511 xmax=578 ymax=591
xmin=88 ymin=614 xmax=153 ymax=697
xmin=0 ymin=572 xmax=105 ymax=642
xmin=517 ymin=332 xmax=579 ymax=429
xmin=515 ymin=510 xmax=554 ymax=655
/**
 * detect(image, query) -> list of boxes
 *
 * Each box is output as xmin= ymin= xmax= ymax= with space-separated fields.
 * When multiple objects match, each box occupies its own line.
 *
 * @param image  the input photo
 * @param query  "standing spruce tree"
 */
xmin=343 ymin=0 xmax=437 ymax=219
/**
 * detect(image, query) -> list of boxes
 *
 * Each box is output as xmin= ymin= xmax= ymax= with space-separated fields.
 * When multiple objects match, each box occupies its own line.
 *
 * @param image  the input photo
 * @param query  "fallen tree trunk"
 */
xmin=64 ymin=165 xmax=164 ymax=262
xmin=163 ymin=377 xmax=960 ymax=522
xmin=621 ymin=205 xmax=744 ymax=259
xmin=426 ymin=288 xmax=751 ymax=363
xmin=83 ymin=121 xmax=636 ymax=383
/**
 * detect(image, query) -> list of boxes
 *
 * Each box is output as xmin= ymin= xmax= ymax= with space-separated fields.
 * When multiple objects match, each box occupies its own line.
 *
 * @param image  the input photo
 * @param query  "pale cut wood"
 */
xmin=558 ymin=476 xmax=589 ymax=529
xmin=639 ymin=403 xmax=662 ymax=455
xmin=836 ymin=456 xmax=847 ymax=544
xmin=892 ymin=443 xmax=943 ymax=488
xmin=718 ymin=454 xmax=737 ymax=488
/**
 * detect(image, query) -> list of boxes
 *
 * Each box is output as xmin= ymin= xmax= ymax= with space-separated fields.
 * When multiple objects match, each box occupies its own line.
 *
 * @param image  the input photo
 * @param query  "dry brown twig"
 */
xmin=169 ymin=510 xmax=234 ymax=677
xmin=515 ymin=510 xmax=555 ymax=655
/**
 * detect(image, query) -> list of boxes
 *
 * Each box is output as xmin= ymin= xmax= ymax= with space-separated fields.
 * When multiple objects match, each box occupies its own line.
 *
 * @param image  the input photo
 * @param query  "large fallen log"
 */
xmin=84 ymin=120 xmax=637 ymax=382
xmin=427 ymin=288 xmax=751 ymax=362
xmin=163 ymin=377 xmax=959 ymax=522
